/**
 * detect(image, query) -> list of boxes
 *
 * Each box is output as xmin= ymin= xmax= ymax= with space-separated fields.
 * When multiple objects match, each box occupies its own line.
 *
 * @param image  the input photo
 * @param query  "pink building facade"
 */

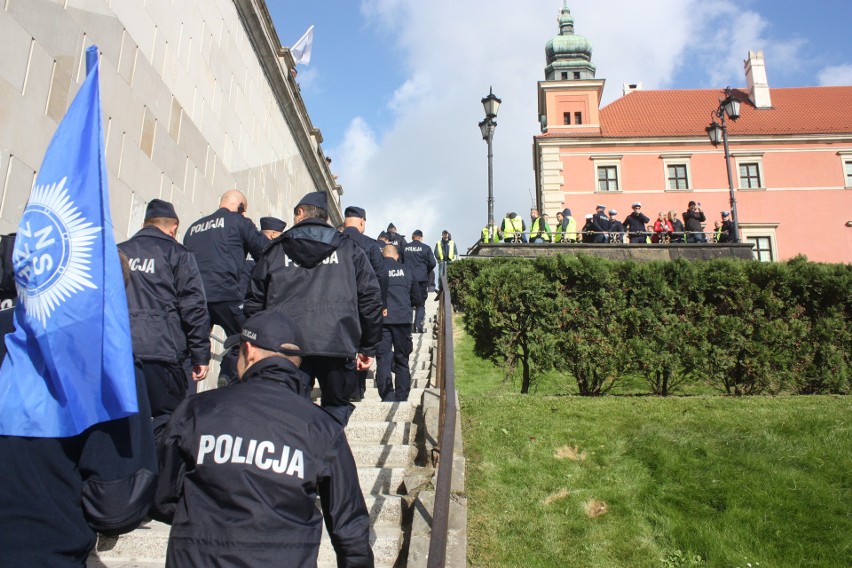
xmin=533 ymin=6 xmax=852 ymax=263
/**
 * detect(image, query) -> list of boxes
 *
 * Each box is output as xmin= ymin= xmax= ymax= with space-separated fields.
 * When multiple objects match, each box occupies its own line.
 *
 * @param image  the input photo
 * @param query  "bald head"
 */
xmin=382 ymin=244 xmax=399 ymax=260
xmin=343 ymin=216 xmax=365 ymax=233
xmin=220 ymin=190 xmax=248 ymax=214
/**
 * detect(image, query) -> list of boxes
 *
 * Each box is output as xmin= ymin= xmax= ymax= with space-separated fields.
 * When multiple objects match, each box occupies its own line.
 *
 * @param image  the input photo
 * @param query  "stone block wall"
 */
xmin=0 ymin=0 xmax=338 ymax=240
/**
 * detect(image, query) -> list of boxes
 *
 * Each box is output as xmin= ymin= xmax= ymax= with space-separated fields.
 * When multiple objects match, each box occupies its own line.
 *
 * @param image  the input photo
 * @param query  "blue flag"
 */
xmin=0 ymin=46 xmax=137 ymax=437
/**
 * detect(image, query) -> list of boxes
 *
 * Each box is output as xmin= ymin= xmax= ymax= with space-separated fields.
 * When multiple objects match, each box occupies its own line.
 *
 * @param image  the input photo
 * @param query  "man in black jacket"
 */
xmin=403 ymin=230 xmax=436 ymax=333
xmin=245 ymin=192 xmax=383 ymax=424
xmin=341 ymin=206 xmax=382 ymax=401
xmin=623 ymin=201 xmax=651 ymax=243
xmin=342 ymin=206 xmax=382 ymax=274
xmin=376 ymin=244 xmax=422 ymax=401
xmin=119 ymin=199 xmax=210 ymax=435
xmin=592 ymin=204 xmax=611 ymax=243
xmin=152 ymin=310 xmax=373 ymax=567
xmin=683 ymin=200 xmax=708 ymax=243
xmin=385 ymin=222 xmax=407 ymax=260
xmin=0 ymin=246 xmax=157 ymax=567
xmin=238 ymin=216 xmax=286 ymax=299
xmin=184 ymin=189 xmax=269 ymax=385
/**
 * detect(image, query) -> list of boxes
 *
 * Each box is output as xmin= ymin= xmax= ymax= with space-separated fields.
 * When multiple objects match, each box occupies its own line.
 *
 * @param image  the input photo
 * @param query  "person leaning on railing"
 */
xmin=683 ymin=200 xmax=707 ymax=243
xmin=500 ymin=212 xmax=526 ymax=243
xmin=652 ymin=211 xmax=674 ymax=243
xmin=623 ymin=202 xmax=650 ymax=243
xmin=607 ymin=209 xmax=625 ymax=243
xmin=668 ymin=210 xmax=686 ymax=243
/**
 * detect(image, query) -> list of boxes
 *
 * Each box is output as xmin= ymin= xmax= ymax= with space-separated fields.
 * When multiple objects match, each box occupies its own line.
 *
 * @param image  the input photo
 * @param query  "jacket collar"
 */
xmin=133 ymin=225 xmax=176 ymax=242
xmin=240 ymin=357 xmax=307 ymax=396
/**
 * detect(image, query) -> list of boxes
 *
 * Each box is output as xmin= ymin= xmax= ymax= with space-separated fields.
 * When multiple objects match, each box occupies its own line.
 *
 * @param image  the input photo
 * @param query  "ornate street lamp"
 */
xmin=706 ymin=87 xmax=742 ymax=241
xmin=480 ymin=87 xmax=501 ymax=242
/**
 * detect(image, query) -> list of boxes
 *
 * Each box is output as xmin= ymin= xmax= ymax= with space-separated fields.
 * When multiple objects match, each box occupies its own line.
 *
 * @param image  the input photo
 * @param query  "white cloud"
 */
xmin=335 ymin=117 xmax=379 ymax=189
xmin=388 ymin=72 xmax=434 ymax=113
xmin=334 ymin=0 xmax=807 ymax=249
xmin=817 ymin=64 xmax=852 ymax=86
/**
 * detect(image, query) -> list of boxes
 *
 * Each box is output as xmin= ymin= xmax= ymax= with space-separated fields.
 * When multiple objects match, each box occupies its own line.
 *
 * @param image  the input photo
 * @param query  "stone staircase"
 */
xmin=89 ymin=297 xmax=438 ymax=568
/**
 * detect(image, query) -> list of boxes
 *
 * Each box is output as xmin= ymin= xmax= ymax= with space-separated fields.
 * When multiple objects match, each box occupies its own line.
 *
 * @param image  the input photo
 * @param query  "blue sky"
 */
xmin=268 ymin=0 xmax=852 ymax=249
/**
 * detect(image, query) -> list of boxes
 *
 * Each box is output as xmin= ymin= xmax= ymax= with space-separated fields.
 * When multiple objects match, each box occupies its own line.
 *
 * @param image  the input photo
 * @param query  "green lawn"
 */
xmin=456 ymin=324 xmax=852 ymax=567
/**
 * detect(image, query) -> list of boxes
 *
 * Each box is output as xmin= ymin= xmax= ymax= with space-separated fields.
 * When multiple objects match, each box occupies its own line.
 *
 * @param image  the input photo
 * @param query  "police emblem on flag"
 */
xmin=14 ymin=176 xmax=100 ymax=326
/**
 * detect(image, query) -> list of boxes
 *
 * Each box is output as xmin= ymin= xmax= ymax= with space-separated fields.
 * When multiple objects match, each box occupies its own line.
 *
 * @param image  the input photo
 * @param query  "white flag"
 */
xmin=291 ymin=25 xmax=314 ymax=65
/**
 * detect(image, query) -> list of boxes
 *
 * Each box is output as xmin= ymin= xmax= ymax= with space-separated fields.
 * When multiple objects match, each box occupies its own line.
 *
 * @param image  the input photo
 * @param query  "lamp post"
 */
xmin=706 ymin=87 xmax=742 ymax=242
xmin=479 ymin=87 xmax=501 ymax=242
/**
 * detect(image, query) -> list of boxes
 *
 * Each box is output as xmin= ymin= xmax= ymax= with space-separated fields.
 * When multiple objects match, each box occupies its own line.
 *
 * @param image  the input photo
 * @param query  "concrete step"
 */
xmin=345 ymin=421 xmax=417 ymax=445
xmin=350 ymin=442 xmax=417 ymax=468
xmin=94 ymin=521 xmax=168 ymax=562
xmin=319 ymin=527 xmax=401 ymax=567
xmin=356 ymin=466 xmax=407 ymax=495
xmin=409 ymin=358 xmax=432 ymax=370
xmin=91 ymin=493 xmax=408 ymax=566
xmin=92 ymin=526 xmax=403 ymax=568
xmin=350 ymin=399 xmax=419 ymax=422
xmin=313 ymin=386 xmax=425 ymax=403
xmin=362 ymin=375 xmax=430 ymax=389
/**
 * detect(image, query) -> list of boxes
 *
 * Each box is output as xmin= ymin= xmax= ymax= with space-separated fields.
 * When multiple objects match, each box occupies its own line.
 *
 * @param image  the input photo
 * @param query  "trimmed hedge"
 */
xmin=449 ymin=255 xmax=852 ymax=396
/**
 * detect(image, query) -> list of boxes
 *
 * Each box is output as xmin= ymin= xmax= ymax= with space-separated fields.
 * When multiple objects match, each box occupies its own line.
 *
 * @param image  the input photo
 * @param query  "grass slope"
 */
xmin=457 ymin=324 xmax=851 ymax=567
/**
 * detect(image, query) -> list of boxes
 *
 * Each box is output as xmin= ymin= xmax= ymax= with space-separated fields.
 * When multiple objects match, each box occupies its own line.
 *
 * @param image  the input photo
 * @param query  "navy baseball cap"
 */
xmin=296 ymin=191 xmax=328 ymax=210
xmin=145 ymin=199 xmax=178 ymax=220
xmin=344 ymin=206 xmax=366 ymax=219
xmin=224 ymin=310 xmax=304 ymax=356
xmin=260 ymin=217 xmax=286 ymax=231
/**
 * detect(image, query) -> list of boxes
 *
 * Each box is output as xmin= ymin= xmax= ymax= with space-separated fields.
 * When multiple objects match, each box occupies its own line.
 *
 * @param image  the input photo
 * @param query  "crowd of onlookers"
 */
xmin=482 ymin=200 xmax=738 ymax=244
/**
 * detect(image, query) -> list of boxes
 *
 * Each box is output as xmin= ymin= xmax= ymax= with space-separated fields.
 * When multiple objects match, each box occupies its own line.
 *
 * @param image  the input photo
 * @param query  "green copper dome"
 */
xmin=544 ymin=2 xmax=596 ymax=80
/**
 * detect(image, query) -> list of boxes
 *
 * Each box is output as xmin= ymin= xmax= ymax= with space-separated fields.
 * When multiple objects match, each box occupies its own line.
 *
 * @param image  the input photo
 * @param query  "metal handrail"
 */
xmin=426 ymin=272 xmax=458 ymax=568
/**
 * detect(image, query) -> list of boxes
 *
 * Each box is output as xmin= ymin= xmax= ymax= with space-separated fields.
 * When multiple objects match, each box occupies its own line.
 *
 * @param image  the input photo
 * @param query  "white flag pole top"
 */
xmin=291 ymin=25 xmax=314 ymax=65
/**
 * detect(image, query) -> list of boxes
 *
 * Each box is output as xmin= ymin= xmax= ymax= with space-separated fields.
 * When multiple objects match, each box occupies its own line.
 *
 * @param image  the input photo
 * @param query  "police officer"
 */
xmin=341 ymin=206 xmax=383 ymax=274
xmin=184 ymin=189 xmax=269 ymax=385
xmin=340 ymin=205 xmax=382 ymax=400
xmin=245 ymin=192 xmax=383 ymax=425
xmin=607 ymin=209 xmax=625 ymax=243
xmin=593 ymin=204 xmax=611 ymax=243
xmin=376 ymin=244 xmax=422 ymax=402
xmin=0 ymin=247 xmax=156 ymax=566
xmin=433 ymin=230 xmax=457 ymax=291
xmin=152 ymin=310 xmax=373 ymax=567
xmin=238 ymin=216 xmax=286 ymax=299
xmin=118 ymin=199 xmax=210 ymax=435
xmin=404 ymin=230 xmax=436 ymax=333
xmin=385 ymin=222 xmax=407 ymax=261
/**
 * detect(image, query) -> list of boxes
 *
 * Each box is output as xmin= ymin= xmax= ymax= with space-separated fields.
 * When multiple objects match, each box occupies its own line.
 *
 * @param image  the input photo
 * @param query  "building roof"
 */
xmin=538 ymin=86 xmax=852 ymax=139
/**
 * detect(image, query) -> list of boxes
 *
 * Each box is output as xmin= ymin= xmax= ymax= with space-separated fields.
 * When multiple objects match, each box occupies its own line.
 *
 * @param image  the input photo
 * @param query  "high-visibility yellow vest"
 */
xmin=435 ymin=239 xmax=456 ymax=260
xmin=501 ymin=217 xmax=524 ymax=240
xmin=481 ymin=227 xmax=499 ymax=243
xmin=530 ymin=218 xmax=552 ymax=242
xmin=563 ymin=217 xmax=578 ymax=242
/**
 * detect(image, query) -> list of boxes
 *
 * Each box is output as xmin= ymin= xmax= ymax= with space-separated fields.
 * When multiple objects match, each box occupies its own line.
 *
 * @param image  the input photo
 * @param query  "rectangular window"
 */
xmin=667 ymin=164 xmax=689 ymax=189
xmin=747 ymin=236 xmax=774 ymax=262
xmin=574 ymin=112 xmax=582 ymax=125
xmin=563 ymin=112 xmax=571 ymax=125
xmin=573 ymin=72 xmax=580 ymax=79
xmin=845 ymin=160 xmax=852 ymax=187
xmin=597 ymin=166 xmax=619 ymax=191
xmin=561 ymin=72 xmax=569 ymax=80
xmin=739 ymin=162 xmax=762 ymax=188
